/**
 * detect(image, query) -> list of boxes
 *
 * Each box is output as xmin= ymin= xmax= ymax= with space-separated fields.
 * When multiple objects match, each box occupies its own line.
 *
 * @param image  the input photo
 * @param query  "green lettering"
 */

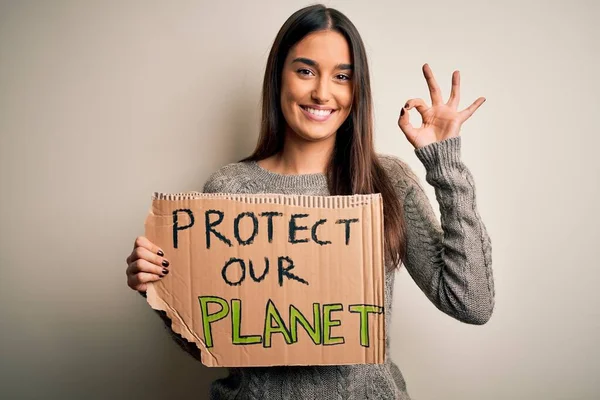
xmin=349 ymin=304 xmax=384 ymax=347
xmin=231 ymin=299 xmax=262 ymax=345
xmin=198 ymin=296 xmax=229 ymax=348
xmin=289 ymin=303 xmax=321 ymax=345
xmin=323 ymin=303 xmax=344 ymax=345
xmin=263 ymin=299 xmax=292 ymax=347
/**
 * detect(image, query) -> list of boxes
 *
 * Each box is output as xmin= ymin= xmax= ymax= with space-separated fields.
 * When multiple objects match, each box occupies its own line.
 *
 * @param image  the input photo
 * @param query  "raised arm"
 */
xmin=384 ymin=137 xmax=494 ymax=324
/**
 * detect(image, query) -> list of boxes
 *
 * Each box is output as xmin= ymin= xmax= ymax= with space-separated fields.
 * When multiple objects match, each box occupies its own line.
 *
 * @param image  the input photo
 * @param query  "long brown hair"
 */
xmin=240 ymin=4 xmax=406 ymax=269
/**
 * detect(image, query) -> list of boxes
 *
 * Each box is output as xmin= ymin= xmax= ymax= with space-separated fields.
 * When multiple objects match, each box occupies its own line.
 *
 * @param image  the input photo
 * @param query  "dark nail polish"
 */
xmin=400 ymin=108 xmax=405 ymax=116
xmin=157 ymin=250 xmax=164 ymax=257
xmin=159 ymin=274 xmax=164 ymax=278
xmin=162 ymin=268 xmax=169 ymax=275
xmin=162 ymin=260 xmax=170 ymax=267
xmin=404 ymin=103 xmax=409 ymax=109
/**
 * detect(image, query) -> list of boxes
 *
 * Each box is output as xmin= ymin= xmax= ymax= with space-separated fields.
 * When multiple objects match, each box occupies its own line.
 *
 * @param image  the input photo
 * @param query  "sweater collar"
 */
xmin=246 ymin=160 xmax=328 ymax=188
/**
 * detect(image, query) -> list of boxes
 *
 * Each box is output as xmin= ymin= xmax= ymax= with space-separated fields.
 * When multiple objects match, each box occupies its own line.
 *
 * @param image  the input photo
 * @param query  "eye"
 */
xmin=337 ymin=74 xmax=351 ymax=81
xmin=297 ymin=68 xmax=314 ymax=76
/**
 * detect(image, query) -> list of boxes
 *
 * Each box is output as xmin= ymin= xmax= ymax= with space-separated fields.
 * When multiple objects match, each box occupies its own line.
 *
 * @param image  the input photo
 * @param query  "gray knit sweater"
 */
xmin=140 ymin=136 xmax=494 ymax=399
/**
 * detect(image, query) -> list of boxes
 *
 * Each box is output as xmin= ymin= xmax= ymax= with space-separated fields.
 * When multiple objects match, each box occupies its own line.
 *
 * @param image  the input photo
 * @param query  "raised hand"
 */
xmin=398 ymin=63 xmax=486 ymax=149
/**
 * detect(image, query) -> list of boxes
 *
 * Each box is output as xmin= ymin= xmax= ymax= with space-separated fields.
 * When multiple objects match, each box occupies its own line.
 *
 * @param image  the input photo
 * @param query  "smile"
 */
xmin=300 ymin=105 xmax=336 ymax=122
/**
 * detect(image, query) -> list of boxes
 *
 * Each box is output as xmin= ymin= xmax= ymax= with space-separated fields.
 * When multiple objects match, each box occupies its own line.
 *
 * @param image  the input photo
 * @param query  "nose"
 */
xmin=311 ymin=76 xmax=331 ymax=104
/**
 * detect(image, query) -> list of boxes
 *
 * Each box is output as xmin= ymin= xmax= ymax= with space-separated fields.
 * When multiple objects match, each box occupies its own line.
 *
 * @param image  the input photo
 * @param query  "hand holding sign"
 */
xmin=125 ymin=236 xmax=170 ymax=293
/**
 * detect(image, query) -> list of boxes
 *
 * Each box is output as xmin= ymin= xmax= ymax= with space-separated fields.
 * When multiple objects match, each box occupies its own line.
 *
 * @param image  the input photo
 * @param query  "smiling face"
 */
xmin=280 ymin=30 xmax=354 ymax=144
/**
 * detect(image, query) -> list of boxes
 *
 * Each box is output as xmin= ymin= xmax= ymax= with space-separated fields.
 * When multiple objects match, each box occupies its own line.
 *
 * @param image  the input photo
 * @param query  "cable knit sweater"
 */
xmin=139 ymin=136 xmax=494 ymax=399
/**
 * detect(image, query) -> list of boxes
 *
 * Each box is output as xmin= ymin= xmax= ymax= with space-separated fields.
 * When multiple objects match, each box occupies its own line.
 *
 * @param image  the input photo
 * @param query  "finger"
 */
xmin=132 ymin=236 xmax=164 ymax=257
xmin=398 ymin=104 xmax=418 ymax=142
xmin=423 ymin=63 xmax=443 ymax=105
xmin=405 ymin=98 xmax=429 ymax=117
xmin=127 ymin=258 xmax=169 ymax=277
xmin=129 ymin=244 xmax=170 ymax=269
xmin=458 ymin=97 xmax=486 ymax=122
xmin=447 ymin=70 xmax=460 ymax=109
xmin=128 ymin=272 xmax=163 ymax=291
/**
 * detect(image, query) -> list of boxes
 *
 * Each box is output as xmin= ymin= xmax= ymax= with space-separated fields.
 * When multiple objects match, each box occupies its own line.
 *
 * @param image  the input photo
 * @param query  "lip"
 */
xmin=301 ymin=104 xmax=334 ymax=110
xmin=300 ymin=105 xmax=336 ymax=122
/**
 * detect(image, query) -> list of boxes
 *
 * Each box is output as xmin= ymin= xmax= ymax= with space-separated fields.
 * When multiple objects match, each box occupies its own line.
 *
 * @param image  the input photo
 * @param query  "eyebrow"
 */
xmin=292 ymin=57 xmax=353 ymax=71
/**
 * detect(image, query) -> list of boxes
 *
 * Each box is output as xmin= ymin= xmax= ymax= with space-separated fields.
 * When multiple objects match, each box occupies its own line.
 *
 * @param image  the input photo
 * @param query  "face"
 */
xmin=280 ymin=30 xmax=354 ymax=143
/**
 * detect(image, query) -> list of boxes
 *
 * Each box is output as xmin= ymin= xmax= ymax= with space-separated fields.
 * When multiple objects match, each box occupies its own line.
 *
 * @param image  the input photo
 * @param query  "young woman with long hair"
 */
xmin=125 ymin=4 xmax=494 ymax=399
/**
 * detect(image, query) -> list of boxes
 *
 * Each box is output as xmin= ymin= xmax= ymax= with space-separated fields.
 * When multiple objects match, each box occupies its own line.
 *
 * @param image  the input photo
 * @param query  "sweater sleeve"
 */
xmin=388 ymin=136 xmax=495 ymax=324
xmin=137 ymin=171 xmax=228 ymax=362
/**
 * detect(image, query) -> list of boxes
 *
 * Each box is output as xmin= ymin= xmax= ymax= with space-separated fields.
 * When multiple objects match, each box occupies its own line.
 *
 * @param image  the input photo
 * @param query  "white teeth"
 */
xmin=303 ymin=107 xmax=333 ymax=116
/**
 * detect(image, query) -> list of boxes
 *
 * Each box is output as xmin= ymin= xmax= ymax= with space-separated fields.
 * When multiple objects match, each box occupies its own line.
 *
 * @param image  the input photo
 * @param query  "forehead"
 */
xmin=286 ymin=30 xmax=351 ymax=65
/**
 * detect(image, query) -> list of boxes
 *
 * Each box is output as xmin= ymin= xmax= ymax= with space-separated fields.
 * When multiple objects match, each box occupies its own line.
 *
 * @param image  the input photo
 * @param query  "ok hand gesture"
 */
xmin=398 ymin=63 xmax=486 ymax=149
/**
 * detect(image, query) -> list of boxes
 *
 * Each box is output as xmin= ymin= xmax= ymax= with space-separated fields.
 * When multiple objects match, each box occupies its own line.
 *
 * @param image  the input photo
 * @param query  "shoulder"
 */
xmin=202 ymin=160 xmax=256 ymax=194
xmin=376 ymin=153 xmax=424 ymax=194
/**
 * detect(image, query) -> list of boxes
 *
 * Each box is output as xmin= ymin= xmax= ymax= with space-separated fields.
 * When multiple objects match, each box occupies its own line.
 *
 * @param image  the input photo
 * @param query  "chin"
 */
xmin=292 ymin=127 xmax=337 ymax=143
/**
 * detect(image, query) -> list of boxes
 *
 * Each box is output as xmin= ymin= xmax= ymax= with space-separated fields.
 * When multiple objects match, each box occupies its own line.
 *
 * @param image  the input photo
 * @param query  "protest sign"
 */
xmin=144 ymin=192 xmax=385 ymax=367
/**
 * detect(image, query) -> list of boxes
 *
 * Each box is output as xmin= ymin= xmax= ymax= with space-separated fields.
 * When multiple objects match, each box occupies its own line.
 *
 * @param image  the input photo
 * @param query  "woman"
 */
xmin=125 ymin=4 xmax=494 ymax=399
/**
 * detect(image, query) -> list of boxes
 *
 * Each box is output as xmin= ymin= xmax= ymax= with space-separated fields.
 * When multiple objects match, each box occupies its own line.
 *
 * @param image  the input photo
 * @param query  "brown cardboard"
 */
xmin=144 ymin=192 xmax=385 ymax=367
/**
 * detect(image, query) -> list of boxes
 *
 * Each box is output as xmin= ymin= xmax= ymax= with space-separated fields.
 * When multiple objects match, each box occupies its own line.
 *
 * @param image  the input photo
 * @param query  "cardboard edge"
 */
xmin=378 ymin=194 xmax=386 ymax=364
xmin=145 ymin=282 xmax=219 ymax=367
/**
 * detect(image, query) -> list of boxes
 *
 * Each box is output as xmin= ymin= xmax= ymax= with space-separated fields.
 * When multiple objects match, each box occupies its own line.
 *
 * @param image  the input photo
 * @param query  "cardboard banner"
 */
xmin=144 ymin=192 xmax=385 ymax=367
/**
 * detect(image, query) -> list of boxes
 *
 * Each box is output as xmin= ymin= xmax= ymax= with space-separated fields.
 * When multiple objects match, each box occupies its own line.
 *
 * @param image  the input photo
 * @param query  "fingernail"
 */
xmin=162 ymin=268 xmax=169 ymax=275
xmin=157 ymin=249 xmax=164 ymax=257
xmin=404 ymin=103 xmax=409 ymax=108
xmin=162 ymin=260 xmax=170 ymax=267
xmin=400 ymin=108 xmax=405 ymax=116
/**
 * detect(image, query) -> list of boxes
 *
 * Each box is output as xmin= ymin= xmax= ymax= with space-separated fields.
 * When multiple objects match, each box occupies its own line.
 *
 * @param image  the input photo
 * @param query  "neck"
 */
xmin=269 ymin=130 xmax=336 ymax=175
